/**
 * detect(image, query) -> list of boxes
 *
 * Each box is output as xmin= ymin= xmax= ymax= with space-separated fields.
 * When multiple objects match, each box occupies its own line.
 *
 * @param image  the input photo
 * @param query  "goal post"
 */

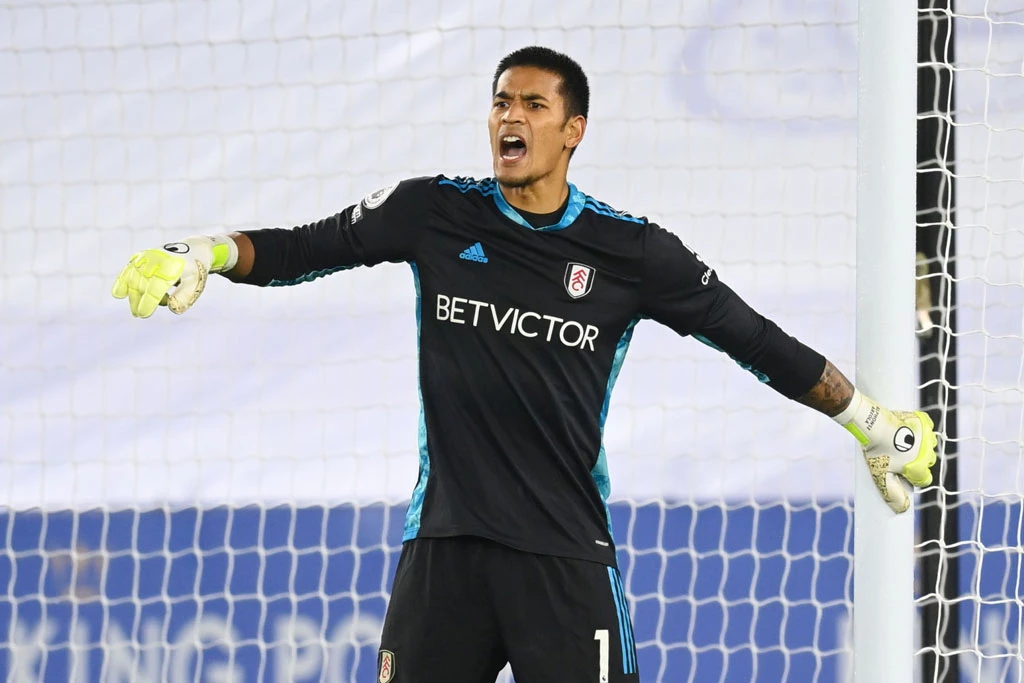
xmin=854 ymin=0 xmax=918 ymax=681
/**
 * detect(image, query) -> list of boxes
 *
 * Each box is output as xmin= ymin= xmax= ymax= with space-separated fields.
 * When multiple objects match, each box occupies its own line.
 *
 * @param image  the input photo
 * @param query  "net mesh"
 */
xmin=916 ymin=2 xmax=1024 ymax=681
xmin=0 ymin=1 xmax=1020 ymax=681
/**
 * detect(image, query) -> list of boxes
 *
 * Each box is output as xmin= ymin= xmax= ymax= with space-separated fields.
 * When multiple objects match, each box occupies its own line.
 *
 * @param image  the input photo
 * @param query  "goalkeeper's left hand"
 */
xmin=833 ymin=391 xmax=938 ymax=513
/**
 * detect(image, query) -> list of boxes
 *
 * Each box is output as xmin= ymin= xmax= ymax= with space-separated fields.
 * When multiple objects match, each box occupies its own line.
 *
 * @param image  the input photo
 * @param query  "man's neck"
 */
xmin=499 ymin=174 xmax=570 ymax=214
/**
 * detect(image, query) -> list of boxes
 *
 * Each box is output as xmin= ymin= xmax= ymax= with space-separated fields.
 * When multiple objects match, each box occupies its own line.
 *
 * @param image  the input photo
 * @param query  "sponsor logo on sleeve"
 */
xmin=682 ymin=240 xmax=704 ymax=263
xmin=351 ymin=182 xmax=399 ymax=223
xmin=564 ymin=263 xmax=595 ymax=299
xmin=362 ymin=183 xmax=400 ymax=210
xmin=681 ymin=241 xmax=714 ymax=285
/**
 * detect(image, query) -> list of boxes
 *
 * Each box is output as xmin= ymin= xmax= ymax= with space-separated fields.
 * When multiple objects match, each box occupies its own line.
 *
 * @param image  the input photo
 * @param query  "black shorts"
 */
xmin=377 ymin=535 xmax=639 ymax=683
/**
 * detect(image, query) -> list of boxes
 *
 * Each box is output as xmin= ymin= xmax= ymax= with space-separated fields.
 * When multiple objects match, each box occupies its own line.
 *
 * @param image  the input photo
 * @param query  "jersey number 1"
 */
xmin=594 ymin=629 xmax=609 ymax=682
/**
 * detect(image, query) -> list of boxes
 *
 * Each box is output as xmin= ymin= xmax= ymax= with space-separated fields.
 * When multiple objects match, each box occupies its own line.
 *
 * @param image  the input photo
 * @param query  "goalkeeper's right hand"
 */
xmin=111 ymin=235 xmax=238 ymax=318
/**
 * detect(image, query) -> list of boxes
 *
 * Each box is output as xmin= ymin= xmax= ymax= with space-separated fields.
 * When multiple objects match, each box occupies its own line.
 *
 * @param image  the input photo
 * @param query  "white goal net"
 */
xmin=919 ymin=2 xmax=1024 ymax=682
xmin=0 ymin=1 xmax=1020 ymax=681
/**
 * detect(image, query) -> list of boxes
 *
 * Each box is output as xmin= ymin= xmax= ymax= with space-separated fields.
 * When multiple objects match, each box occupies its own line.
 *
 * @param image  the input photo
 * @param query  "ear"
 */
xmin=564 ymin=115 xmax=586 ymax=152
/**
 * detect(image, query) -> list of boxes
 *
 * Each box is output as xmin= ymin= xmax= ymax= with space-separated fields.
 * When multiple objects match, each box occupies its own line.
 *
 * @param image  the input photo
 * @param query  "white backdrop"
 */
xmin=1 ymin=0 xmax=1021 ymax=508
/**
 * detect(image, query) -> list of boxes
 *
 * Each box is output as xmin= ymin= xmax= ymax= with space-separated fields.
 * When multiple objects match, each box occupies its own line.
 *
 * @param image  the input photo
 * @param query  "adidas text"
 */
xmin=435 ymin=294 xmax=599 ymax=351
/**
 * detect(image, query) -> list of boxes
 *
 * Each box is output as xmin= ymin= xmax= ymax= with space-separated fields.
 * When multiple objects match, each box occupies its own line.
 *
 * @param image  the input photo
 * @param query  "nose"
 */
xmin=502 ymin=100 xmax=526 ymax=123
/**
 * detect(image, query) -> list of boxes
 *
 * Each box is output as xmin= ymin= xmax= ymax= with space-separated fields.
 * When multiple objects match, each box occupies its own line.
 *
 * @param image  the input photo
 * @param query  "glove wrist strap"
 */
xmin=831 ymin=388 xmax=863 ymax=425
xmin=207 ymin=235 xmax=239 ymax=273
xmin=832 ymin=388 xmax=879 ymax=447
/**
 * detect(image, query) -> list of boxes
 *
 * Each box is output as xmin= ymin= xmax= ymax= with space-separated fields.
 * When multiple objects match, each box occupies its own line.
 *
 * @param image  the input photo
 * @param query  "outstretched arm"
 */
xmin=637 ymin=224 xmax=936 ymax=513
xmin=113 ymin=178 xmax=432 ymax=316
xmin=221 ymin=232 xmax=254 ymax=281
xmin=796 ymin=360 xmax=854 ymax=417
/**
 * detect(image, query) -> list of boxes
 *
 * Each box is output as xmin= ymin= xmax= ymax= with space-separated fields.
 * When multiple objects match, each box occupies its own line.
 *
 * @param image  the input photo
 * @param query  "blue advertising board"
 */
xmin=0 ymin=502 xmax=1018 ymax=682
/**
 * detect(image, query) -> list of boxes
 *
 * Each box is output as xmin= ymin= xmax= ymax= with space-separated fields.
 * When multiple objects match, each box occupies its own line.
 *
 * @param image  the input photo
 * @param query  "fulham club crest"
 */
xmin=378 ymin=650 xmax=395 ymax=683
xmin=564 ymin=262 xmax=595 ymax=299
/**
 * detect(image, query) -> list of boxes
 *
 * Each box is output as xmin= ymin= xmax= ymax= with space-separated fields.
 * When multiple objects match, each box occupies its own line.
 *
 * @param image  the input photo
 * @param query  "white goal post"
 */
xmin=854 ymin=0 xmax=917 ymax=681
xmin=1 ymin=1 xmax=1022 ymax=682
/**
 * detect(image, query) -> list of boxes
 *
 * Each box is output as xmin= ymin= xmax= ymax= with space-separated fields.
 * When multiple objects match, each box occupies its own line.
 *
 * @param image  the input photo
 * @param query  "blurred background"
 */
xmin=1 ymin=1 xmax=1022 ymax=681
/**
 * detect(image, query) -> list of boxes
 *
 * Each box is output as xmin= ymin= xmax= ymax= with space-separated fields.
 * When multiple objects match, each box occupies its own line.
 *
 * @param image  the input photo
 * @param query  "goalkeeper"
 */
xmin=112 ymin=46 xmax=936 ymax=683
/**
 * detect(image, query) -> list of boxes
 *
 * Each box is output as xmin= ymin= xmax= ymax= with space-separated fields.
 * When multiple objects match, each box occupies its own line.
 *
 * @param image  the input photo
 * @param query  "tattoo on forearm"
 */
xmin=797 ymin=361 xmax=855 ymax=417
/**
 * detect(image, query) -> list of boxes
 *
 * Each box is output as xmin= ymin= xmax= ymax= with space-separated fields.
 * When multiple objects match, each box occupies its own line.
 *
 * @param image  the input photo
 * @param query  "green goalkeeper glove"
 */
xmin=833 ymin=390 xmax=938 ymax=513
xmin=111 ymin=236 xmax=238 ymax=318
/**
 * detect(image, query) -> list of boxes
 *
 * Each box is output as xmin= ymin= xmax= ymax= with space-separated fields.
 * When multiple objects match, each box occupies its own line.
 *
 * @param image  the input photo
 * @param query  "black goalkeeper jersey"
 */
xmin=240 ymin=175 xmax=825 ymax=566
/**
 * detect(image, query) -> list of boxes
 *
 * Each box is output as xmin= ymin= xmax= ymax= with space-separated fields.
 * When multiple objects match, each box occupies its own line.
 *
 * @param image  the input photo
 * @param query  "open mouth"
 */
xmin=499 ymin=135 xmax=527 ymax=162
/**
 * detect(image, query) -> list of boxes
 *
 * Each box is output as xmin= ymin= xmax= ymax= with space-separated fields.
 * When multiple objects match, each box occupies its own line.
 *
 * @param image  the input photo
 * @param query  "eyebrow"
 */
xmin=493 ymin=91 xmax=550 ymax=102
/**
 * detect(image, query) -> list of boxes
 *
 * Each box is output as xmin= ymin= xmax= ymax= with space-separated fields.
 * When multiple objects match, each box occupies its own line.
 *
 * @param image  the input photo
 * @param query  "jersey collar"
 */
xmin=493 ymin=182 xmax=586 ymax=231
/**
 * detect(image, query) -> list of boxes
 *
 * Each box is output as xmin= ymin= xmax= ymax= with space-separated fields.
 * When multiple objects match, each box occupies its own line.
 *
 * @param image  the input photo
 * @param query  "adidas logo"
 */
xmin=459 ymin=242 xmax=489 ymax=263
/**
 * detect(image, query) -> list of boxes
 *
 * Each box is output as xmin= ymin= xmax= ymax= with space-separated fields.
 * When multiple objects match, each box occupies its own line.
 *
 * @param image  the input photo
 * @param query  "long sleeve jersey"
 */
xmin=239 ymin=175 xmax=825 ymax=566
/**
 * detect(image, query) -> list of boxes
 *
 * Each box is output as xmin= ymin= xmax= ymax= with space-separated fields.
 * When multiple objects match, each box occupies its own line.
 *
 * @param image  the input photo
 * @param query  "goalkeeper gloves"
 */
xmin=833 ymin=390 xmax=938 ymax=513
xmin=111 ymin=236 xmax=238 ymax=318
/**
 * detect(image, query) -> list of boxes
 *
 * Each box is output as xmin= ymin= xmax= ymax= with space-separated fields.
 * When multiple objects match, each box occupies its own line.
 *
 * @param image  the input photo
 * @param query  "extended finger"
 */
xmin=902 ymin=412 xmax=937 ymax=487
xmin=126 ymin=266 xmax=144 ymax=316
xmin=111 ymin=263 xmax=133 ymax=299
xmin=867 ymin=455 xmax=911 ymax=513
xmin=882 ymin=472 xmax=911 ymax=513
xmin=135 ymin=274 xmax=174 ymax=318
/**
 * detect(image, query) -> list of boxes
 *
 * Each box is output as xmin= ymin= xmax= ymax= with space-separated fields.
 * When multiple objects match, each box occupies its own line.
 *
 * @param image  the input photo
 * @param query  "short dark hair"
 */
xmin=492 ymin=46 xmax=590 ymax=121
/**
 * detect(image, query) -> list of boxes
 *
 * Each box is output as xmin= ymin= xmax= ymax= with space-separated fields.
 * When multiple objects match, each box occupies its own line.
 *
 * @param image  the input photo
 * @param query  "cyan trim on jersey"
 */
xmin=438 ymin=176 xmax=587 ymax=231
xmin=403 ymin=261 xmax=431 ymax=541
xmin=439 ymin=177 xmax=498 ymax=197
xmin=693 ymin=333 xmax=772 ymax=383
xmin=607 ymin=566 xmax=638 ymax=675
xmin=592 ymin=317 xmax=640 ymax=534
xmin=493 ymin=181 xmax=586 ymax=231
xmin=583 ymin=197 xmax=645 ymax=225
xmin=267 ymin=264 xmax=358 ymax=287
